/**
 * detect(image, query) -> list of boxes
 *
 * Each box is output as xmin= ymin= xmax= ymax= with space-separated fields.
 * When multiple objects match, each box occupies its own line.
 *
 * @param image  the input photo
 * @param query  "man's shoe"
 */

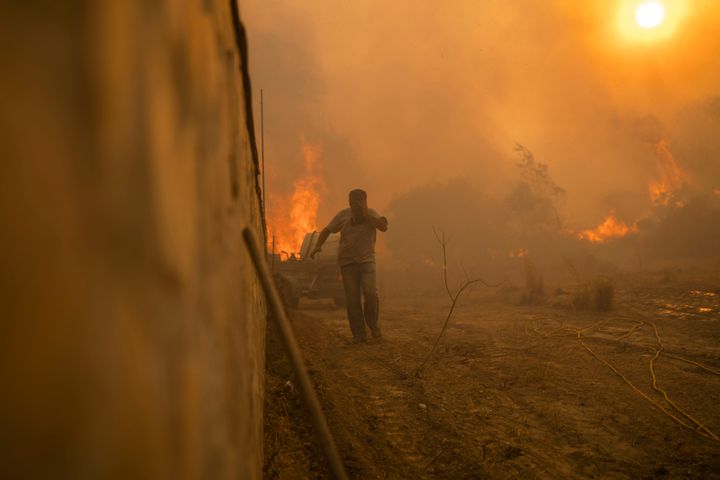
xmin=370 ymin=328 xmax=382 ymax=339
xmin=350 ymin=336 xmax=366 ymax=344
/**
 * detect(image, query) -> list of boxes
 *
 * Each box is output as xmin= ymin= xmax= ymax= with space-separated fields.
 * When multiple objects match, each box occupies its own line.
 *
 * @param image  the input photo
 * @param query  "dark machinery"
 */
xmin=271 ymin=231 xmax=345 ymax=309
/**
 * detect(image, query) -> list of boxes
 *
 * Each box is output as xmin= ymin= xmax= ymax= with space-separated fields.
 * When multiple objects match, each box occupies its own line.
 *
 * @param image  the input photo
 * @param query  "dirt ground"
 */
xmin=263 ymin=270 xmax=720 ymax=479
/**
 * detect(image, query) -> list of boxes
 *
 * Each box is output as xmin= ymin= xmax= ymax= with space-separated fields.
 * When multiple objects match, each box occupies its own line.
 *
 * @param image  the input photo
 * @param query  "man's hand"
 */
xmin=364 ymin=208 xmax=389 ymax=232
xmin=311 ymin=228 xmax=331 ymax=259
xmin=361 ymin=201 xmax=369 ymax=219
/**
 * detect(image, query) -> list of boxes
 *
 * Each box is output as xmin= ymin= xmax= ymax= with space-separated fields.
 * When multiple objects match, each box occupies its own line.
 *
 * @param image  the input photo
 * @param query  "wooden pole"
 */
xmin=243 ymin=227 xmax=348 ymax=480
xmin=261 ymin=89 xmax=266 ymax=213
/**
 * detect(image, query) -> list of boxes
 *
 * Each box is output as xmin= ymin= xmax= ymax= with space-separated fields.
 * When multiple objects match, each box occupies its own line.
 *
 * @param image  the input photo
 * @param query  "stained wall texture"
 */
xmin=0 ymin=1 xmax=265 ymax=478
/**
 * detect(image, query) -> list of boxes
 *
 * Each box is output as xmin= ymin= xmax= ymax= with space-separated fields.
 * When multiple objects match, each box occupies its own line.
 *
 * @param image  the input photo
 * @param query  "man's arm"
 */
xmin=309 ymin=228 xmax=331 ymax=259
xmin=310 ymin=210 xmax=346 ymax=259
xmin=366 ymin=209 xmax=389 ymax=232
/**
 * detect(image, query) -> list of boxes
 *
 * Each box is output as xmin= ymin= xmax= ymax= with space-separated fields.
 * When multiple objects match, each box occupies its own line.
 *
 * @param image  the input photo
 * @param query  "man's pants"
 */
xmin=340 ymin=262 xmax=379 ymax=339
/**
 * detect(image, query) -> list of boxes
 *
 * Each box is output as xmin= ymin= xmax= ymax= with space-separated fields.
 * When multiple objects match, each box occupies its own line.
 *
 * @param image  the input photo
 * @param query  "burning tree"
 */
xmin=577 ymin=211 xmax=637 ymax=244
xmin=648 ymin=139 xmax=688 ymax=207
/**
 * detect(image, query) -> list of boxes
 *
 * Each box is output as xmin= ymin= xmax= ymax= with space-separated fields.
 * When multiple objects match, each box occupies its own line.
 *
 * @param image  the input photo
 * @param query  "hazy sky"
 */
xmin=240 ymin=0 xmax=720 ymax=230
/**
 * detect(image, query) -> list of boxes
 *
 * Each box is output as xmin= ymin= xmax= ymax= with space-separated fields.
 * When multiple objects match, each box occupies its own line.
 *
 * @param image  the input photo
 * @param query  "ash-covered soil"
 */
xmin=264 ymin=270 xmax=720 ymax=479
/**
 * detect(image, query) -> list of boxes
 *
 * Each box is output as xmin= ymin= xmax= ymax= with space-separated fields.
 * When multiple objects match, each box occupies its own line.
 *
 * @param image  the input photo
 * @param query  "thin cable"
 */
xmin=576 ymin=331 xmax=718 ymax=443
xmin=647 ymin=323 xmax=719 ymax=441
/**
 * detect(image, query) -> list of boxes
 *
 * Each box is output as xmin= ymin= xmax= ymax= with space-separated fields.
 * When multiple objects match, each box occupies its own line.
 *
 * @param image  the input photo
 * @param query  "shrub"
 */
xmin=572 ymin=285 xmax=592 ymax=310
xmin=572 ymin=277 xmax=614 ymax=311
xmin=593 ymin=277 xmax=614 ymax=311
xmin=522 ymin=258 xmax=545 ymax=304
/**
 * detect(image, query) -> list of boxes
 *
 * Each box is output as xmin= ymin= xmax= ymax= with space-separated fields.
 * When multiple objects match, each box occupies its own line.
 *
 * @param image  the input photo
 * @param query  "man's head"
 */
xmin=348 ymin=188 xmax=367 ymax=215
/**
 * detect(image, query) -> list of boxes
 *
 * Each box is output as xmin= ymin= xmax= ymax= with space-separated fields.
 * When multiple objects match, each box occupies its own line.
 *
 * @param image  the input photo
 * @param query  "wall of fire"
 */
xmin=0 ymin=1 xmax=265 ymax=478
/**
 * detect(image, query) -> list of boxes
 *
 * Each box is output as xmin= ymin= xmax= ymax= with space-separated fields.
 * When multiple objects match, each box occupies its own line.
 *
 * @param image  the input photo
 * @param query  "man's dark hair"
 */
xmin=348 ymin=189 xmax=367 ymax=202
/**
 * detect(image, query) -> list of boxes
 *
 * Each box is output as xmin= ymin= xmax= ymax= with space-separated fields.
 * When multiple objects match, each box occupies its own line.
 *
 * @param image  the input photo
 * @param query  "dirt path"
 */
xmin=264 ymin=273 xmax=720 ymax=479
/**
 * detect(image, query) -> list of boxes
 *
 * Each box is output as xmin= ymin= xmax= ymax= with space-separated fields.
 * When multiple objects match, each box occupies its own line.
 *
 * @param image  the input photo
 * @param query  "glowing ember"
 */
xmin=648 ymin=139 xmax=687 ymax=206
xmin=267 ymin=139 xmax=323 ymax=257
xmin=509 ymin=248 xmax=529 ymax=258
xmin=422 ymin=257 xmax=436 ymax=267
xmin=578 ymin=211 xmax=636 ymax=244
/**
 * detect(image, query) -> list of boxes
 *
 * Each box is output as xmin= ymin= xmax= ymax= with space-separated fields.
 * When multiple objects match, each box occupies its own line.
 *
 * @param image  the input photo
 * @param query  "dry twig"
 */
xmin=413 ymin=229 xmax=504 ymax=376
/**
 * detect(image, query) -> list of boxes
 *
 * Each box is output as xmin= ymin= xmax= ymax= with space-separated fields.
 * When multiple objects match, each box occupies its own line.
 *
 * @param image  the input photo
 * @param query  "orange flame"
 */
xmin=268 ymin=139 xmax=323 ymax=257
xmin=578 ymin=211 xmax=636 ymax=244
xmin=648 ymin=139 xmax=687 ymax=206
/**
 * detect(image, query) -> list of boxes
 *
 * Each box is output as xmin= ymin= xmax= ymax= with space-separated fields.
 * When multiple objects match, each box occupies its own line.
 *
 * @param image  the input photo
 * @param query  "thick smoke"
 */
xmin=241 ymin=0 xmax=720 ymax=279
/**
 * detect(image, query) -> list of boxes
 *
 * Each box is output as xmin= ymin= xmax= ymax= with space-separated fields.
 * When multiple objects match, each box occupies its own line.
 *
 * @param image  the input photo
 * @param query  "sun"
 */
xmin=635 ymin=1 xmax=666 ymax=28
xmin=617 ymin=0 xmax=686 ymax=42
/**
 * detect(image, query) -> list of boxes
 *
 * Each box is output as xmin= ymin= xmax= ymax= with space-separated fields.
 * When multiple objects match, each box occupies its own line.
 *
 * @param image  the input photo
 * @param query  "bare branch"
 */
xmin=413 ymin=232 xmax=506 ymax=377
xmin=433 ymin=227 xmax=453 ymax=301
xmin=432 ymin=226 xmax=443 ymax=245
xmin=459 ymin=261 xmax=470 ymax=282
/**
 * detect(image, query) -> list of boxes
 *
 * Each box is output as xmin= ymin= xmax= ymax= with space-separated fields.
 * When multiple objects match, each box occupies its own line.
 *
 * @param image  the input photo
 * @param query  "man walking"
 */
xmin=310 ymin=189 xmax=388 ymax=342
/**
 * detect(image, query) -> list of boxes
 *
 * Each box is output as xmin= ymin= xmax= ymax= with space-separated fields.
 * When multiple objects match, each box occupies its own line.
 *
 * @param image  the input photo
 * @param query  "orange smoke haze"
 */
xmin=578 ymin=211 xmax=636 ymax=244
xmin=648 ymin=139 xmax=688 ymax=206
xmin=267 ymin=139 xmax=323 ymax=256
xmin=243 ymin=0 xmax=720 ymax=272
xmin=243 ymin=0 xmax=720 ymax=231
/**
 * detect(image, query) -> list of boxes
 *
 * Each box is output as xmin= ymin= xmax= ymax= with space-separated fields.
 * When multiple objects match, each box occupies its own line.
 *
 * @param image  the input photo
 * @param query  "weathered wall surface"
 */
xmin=0 ymin=1 xmax=265 ymax=478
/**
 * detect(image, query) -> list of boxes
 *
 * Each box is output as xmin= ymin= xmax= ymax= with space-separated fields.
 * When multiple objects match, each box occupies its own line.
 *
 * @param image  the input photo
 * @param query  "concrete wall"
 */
xmin=0 ymin=1 xmax=265 ymax=478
